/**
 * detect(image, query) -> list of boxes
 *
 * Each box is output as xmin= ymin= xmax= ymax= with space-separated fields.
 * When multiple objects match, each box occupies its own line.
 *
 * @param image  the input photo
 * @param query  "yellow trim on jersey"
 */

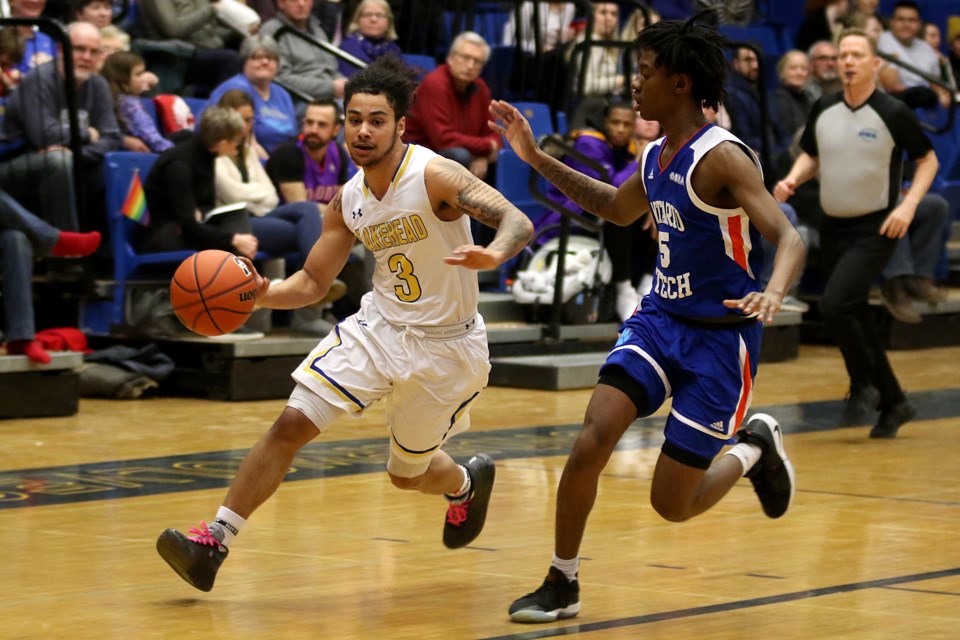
xmin=393 ymin=144 xmax=415 ymax=188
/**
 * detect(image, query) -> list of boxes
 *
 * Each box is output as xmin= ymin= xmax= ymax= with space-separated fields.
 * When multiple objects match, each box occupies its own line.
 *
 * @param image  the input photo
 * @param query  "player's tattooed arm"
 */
xmin=432 ymin=158 xmax=533 ymax=261
xmin=327 ymin=188 xmax=343 ymax=218
xmin=538 ymin=158 xmax=615 ymax=212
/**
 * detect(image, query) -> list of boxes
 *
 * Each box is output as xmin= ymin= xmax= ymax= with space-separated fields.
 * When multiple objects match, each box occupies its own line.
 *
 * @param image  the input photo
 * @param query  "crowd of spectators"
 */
xmin=0 ymin=0 xmax=958 ymax=362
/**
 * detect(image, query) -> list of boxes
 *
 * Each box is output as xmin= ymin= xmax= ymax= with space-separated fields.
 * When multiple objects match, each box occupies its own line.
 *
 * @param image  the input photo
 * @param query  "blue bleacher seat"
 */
xmin=495 ymin=148 xmax=547 ymax=222
xmin=512 ymin=102 xmax=554 ymax=140
xmin=402 ymin=53 xmax=437 ymax=79
xmin=81 ymin=151 xmax=311 ymax=333
xmin=81 ymin=151 xmax=193 ymax=334
xmin=182 ymin=97 xmax=207 ymax=121
xmin=555 ymin=111 xmax=568 ymax=136
xmin=139 ymin=97 xmax=158 ymax=127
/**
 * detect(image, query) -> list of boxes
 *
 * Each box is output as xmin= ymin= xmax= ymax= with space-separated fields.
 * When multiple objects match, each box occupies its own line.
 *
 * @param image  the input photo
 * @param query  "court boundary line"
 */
xmin=479 ymin=566 xmax=960 ymax=640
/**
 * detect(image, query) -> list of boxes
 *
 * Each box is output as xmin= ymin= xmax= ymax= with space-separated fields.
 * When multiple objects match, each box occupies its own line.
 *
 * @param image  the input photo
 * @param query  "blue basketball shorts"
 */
xmin=601 ymin=302 xmax=762 ymax=465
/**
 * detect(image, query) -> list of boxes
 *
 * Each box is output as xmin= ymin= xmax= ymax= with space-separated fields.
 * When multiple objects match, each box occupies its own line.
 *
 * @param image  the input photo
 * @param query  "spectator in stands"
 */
xmin=138 ymin=0 xmax=242 ymax=98
xmin=795 ymin=0 xmax=850 ymax=53
xmin=313 ymin=0 xmax=346 ymax=43
xmin=101 ymin=51 xmax=173 ymax=153
xmin=140 ymin=106 xmax=260 ymax=259
xmin=501 ymin=2 xmax=576 ymax=109
xmin=568 ymin=2 xmax=624 ymax=99
xmin=844 ymin=9 xmax=885 ymax=42
xmin=725 ymin=45 xmax=787 ymax=164
xmin=805 ymin=40 xmax=842 ymax=100
xmin=950 ymin=22 xmax=960 ymax=86
xmin=99 ymin=24 xmax=129 ymax=57
xmin=206 ymin=34 xmax=298 ymax=155
xmin=266 ymin=99 xmax=351 ymax=209
xmin=0 ymin=26 xmax=25 ymax=97
xmin=503 ymin=2 xmax=576 ymax=53
xmin=546 ymin=100 xmax=655 ymax=322
xmin=404 ymin=33 xmax=500 ymax=181
xmin=620 ymin=5 xmax=660 ymax=41
xmin=9 ymin=0 xmax=57 ymax=74
xmin=922 ymin=21 xmax=958 ymax=92
xmin=1 ymin=21 xmax=122 ymax=232
xmin=774 ymin=28 xmax=936 ymax=438
xmin=215 ymin=88 xmax=333 ymax=334
xmin=337 ymin=0 xmax=402 ymax=78
xmin=71 ymin=0 xmax=111 ymax=28
xmin=879 ymin=192 xmax=952 ymax=322
xmin=0 ymin=189 xmax=100 ymax=364
xmin=261 ymin=0 xmax=347 ymax=102
xmin=772 ymin=50 xmax=815 ymax=145
xmin=878 ymin=1 xmax=950 ymax=108
xmin=851 ymin=0 xmax=884 ymax=24
xmin=97 ymin=25 xmax=160 ymax=93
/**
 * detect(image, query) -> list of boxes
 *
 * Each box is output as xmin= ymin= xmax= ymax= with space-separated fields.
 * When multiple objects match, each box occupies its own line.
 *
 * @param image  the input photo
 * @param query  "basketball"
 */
xmin=170 ymin=250 xmax=259 ymax=336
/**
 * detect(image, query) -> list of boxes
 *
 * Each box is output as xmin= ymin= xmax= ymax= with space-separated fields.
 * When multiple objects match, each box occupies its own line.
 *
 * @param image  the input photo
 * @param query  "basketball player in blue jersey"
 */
xmin=155 ymin=56 xmax=534 ymax=593
xmin=492 ymin=12 xmax=806 ymax=623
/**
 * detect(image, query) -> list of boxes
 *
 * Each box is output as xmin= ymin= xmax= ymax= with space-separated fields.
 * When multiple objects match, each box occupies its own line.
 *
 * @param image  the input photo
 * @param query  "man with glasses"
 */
xmin=805 ymin=40 xmax=842 ymax=101
xmin=0 ymin=20 xmax=121 ymax=233
xmin=403 ymin=32 xmax=501 ymax=182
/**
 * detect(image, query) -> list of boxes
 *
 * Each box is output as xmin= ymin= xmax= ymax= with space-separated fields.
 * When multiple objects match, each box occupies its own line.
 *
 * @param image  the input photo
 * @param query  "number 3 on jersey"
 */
xmin=388 ymin=254 xmax=422 ymax=302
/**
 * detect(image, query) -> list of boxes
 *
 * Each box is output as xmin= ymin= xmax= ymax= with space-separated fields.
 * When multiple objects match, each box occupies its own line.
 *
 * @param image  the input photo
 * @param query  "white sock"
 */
xmin=208 ymin=506 xmax=246 ymax=547
xmin=725 ymin=442 xmax=763 ymax=476
xmin=552 ymin=554 xmax=580 ymax=582
xmin=445 ymin=465 xmax=472 ymax=503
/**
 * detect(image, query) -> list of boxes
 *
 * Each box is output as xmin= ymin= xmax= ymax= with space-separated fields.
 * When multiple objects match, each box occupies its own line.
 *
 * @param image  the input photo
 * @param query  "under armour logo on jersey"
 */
xmin=351 ymin=207 xmax=363 ymax=219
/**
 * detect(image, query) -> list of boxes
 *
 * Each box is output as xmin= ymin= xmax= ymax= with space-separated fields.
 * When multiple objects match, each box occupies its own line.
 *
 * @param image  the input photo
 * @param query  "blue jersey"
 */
xmin=640 ymin=124 xmax=764 ymax=319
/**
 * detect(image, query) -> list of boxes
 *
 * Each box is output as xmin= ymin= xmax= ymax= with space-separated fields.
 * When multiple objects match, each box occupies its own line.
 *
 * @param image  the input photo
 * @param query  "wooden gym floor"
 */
xmin=1 ymin=343 xmax=959 ymax=639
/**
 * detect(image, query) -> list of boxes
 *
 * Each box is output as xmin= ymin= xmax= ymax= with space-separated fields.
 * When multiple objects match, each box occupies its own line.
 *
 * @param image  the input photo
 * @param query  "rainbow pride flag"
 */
xmin=121 ymin=169 xmax=149 ymax=225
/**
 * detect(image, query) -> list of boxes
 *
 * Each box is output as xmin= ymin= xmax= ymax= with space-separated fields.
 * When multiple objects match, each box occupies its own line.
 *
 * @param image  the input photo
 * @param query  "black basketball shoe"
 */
xmin=509 ymin=566 xmax=581 ymax=623
xmin=738 ymin=413 xmax=795 ymax=519
xmin=442 ymin=454 xmax=495 ymax=549
xmin=869 ymin=399 xmax=916 ymax=439
xmin=156 ymin=522 xmax=229 ymax=592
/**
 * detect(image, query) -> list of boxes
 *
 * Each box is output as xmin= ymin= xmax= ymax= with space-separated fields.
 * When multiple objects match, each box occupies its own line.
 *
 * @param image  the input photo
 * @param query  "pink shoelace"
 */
xmin=446 ymin=498 xmax=471 ymax=526
xmin=187 ymin=521 xmax=221 ymax=547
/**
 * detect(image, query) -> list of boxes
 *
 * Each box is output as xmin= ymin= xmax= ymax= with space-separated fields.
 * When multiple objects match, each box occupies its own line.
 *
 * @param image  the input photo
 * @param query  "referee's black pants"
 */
xmin=819 ymin=210 xmax=905 ymax=409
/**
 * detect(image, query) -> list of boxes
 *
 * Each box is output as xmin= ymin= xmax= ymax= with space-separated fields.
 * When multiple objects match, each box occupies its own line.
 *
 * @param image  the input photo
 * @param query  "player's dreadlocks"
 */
xmin=344 ymin=54 xmax=420 ymax=119
xmin=634 ymin=10 xmax=732 ymax=111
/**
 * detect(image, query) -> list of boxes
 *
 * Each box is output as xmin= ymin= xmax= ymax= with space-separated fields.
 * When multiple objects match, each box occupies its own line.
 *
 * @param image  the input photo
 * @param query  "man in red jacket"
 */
xmin=403 ymin=31 xmax=501 ymax=181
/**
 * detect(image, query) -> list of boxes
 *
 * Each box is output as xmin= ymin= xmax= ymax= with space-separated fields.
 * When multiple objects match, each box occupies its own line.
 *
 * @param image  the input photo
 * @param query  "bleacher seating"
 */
xmin=82 ymin=152 xmax=193 ymax=334
xmin=402 ymin=53 xmax=437 ymax=79
xmin=512 ymin=101 xmax=554 ymax=140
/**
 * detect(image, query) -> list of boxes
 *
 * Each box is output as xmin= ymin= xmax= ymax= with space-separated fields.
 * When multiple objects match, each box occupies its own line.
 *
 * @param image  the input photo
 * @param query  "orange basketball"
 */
xmin=170 ymin=250 xmax=258 ymax=336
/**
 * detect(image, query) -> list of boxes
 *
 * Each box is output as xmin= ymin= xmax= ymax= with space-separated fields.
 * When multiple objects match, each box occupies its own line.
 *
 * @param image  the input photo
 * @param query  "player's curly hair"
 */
xmin=634 ymin=10 xmax=731 ymax=111
xmin=344 ymin=54 xmax=420 ymax=119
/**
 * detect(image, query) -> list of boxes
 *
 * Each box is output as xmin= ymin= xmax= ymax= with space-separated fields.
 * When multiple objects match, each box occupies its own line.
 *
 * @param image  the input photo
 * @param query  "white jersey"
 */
xmin=340 ymin=144 xmax=478 ymax=327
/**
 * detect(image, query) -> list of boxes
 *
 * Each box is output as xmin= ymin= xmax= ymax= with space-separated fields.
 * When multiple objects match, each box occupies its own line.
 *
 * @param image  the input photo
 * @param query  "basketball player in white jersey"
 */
xmin=156 ymin=55 xmax=534 ymax=593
